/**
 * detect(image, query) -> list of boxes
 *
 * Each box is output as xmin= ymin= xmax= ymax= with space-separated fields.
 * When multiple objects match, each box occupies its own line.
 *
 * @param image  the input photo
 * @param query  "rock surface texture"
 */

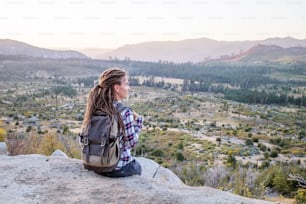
xmin=0 ymin=154 xmax=275 ymax=204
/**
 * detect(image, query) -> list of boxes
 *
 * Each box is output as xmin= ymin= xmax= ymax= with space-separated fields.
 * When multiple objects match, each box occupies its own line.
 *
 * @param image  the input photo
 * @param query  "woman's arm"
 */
xmin=122 ymin=108 xmax=143 ymax=149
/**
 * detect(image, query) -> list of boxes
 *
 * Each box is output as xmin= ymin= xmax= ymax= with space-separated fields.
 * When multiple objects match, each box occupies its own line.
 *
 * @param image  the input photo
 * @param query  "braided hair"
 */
xmin=82 ymin=67 xmax=127 ymax=137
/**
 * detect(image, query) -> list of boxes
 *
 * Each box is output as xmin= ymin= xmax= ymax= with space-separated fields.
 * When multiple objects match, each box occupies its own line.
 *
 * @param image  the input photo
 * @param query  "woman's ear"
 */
xmin=113 ymin=84 xmax=120 ymax=94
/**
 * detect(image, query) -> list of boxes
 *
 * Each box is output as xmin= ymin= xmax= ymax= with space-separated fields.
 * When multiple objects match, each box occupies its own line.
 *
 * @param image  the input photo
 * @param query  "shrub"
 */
xmin=245 ymin=139 xmax=253 ymax=146
xmin=37 ymin=129 xmax=44 ymax=134
xmin=272 ymin=170 xmax=291 ymax=195
xmin=270 ymin=150 xmax=278 ymax=158
xmin=210 ymin=122 xmax=216 ymax=127
xmin=258 ymin=143 xmax=267 ymax=152
xmin=245 ymin=127 xmax=252 ymax=132
xmin=216 ymin=137 xmax=221 ymax=145
xmin=38 ymin=133 xmax=65 ymax=156
xmin=252 ymin=138 xmax=259 ymax=143
xmin=63 ymin=126 xmax=69 ymax=134
xmin=256 ymin=164 xmax=299 ymax=197
xmin=295 ymin=189 xmax=306 ymax=204
xmin=264 ymin=152 xmax=269 ymax=159
xmin=177 ymin=141 xmax=184 ymax=150
xmin=175 ymin=152 xmax=185 ymax=161
xmin=152 ymin=149 xmax=164 ymax=157
xmin=278 ymin=139 xmax=288 ymax=147
xmin=270 ymin=137 xmax=281 ymax=145
xmin=227 ymin=154 xmax=237 ymax=168
xmin=261 ymin=160 xmax=270 ymax=168
xmin=0 ymin=128 xmax=7 ymax=142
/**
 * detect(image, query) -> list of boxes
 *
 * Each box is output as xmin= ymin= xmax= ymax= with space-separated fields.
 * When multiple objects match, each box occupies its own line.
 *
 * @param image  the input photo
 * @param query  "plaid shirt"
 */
xmin=115 ymin=105 xmax=143 ymax=169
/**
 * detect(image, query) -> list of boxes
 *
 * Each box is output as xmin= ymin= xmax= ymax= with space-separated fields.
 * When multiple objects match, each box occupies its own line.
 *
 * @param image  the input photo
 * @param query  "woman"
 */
xmin=82 ymin=67 xmax=143 ymax=177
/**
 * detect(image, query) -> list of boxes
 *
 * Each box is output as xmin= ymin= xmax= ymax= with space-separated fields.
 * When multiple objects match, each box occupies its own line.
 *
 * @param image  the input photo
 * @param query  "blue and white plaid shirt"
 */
xmin=115 ymin=104 xmax=143 ymax=169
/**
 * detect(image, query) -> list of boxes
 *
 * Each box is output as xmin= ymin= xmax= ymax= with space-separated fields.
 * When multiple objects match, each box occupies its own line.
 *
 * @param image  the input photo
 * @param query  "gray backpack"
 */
xmin=79 ymin=103 xmax=126 ymax=173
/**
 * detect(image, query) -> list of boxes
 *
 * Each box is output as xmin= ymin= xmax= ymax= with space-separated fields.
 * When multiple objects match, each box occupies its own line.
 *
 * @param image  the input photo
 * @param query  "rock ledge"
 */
xmin=0 ymin=154 xmax=274 ymax=204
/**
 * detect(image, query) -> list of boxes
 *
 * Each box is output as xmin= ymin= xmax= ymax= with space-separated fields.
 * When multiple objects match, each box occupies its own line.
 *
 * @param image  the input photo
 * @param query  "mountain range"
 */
xmin=228 ymin=44 xmax=306 ymax=63
xmin=0 ymin=39 xmax=88 ymax=59
xmin=101 ymin=36 xmax=306 ymax=62
xmin=1 ymin=37 xmax=306 ymax=63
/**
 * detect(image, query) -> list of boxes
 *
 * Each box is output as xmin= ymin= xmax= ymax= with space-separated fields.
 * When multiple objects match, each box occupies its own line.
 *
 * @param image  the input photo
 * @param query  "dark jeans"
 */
xmin=97 ymin=159 xmax=142 ymax=178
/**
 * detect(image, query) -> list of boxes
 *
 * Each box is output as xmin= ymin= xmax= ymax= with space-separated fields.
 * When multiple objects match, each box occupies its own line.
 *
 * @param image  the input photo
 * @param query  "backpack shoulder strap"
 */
xmin=114 ymin=103 xmax=130 ymax=145
xmin=116 ymin=102 xmax=129 ymax=113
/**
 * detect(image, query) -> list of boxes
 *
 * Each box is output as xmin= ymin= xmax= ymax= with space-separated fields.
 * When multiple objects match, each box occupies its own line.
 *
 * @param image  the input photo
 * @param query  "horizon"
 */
xmin=2 ymin=35 xmax=306 ymax=52
xmin=0 ymin=0 xmax=305 ymax=50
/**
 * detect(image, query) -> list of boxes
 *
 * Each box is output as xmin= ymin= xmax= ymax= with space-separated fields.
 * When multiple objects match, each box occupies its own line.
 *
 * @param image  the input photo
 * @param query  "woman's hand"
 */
xmin=133 ymin=111 xmax=140 ymax=120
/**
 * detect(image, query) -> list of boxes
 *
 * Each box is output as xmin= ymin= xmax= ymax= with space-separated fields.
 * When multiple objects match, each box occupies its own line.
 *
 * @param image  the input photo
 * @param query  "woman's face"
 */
xmin=114 ymin=75 xmax=129 ymax=100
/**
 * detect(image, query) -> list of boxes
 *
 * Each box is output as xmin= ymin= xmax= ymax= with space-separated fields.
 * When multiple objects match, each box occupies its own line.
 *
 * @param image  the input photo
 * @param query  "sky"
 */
xmin=0 ymin=0 xmax=305 ymax=50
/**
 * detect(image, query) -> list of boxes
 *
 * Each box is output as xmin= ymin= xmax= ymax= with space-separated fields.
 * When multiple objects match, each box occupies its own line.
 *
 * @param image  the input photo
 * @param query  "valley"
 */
xmin=0 ymin=50 xmax=305 ymax=203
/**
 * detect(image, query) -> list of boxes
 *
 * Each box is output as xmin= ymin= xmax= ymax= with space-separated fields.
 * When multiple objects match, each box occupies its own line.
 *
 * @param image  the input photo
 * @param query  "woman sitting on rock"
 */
xmin=81 ymin=67 xmax=143 ymax=177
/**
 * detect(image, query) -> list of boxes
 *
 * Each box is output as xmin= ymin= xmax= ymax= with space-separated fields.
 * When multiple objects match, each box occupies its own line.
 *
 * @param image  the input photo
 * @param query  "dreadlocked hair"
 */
xmin=82 ymin=67 xmax=127 ymax=139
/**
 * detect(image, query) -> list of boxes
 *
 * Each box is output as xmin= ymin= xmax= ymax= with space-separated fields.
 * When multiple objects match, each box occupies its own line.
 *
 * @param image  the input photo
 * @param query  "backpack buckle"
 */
xmin=101 ymin=140 xmax=106 ymax=147
xmin=83 ymin=137 xmax=89 ymax=146
xmin=78 ymin=136 xmax=88 ymax=150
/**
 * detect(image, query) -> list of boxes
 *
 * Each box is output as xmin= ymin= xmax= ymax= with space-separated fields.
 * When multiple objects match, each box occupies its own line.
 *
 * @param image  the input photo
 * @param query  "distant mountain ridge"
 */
xmin=2 ymin=37 xmax=306 ymax=62
xmin=0 ymin=39 xmax=89 ymax=59
xmin=102 ymin=36 xmax=306 ymax=62
xmin=228 ymin=44 xmax=306 ymax=63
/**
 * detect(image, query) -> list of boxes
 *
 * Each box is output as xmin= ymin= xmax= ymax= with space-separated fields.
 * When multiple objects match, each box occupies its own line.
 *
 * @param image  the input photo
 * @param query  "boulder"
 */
xmin=0 ymin=154 xmax=274 ymax=204
xmin=137 ymin=157 xmax=184 ymax=186
xmin=51 ymin=149 xmax=69 ymax=158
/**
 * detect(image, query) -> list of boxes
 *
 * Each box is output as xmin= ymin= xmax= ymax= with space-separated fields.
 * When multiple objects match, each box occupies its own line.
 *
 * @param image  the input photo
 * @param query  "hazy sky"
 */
xmin=0 ymin=0 xmax=305 ymax=49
